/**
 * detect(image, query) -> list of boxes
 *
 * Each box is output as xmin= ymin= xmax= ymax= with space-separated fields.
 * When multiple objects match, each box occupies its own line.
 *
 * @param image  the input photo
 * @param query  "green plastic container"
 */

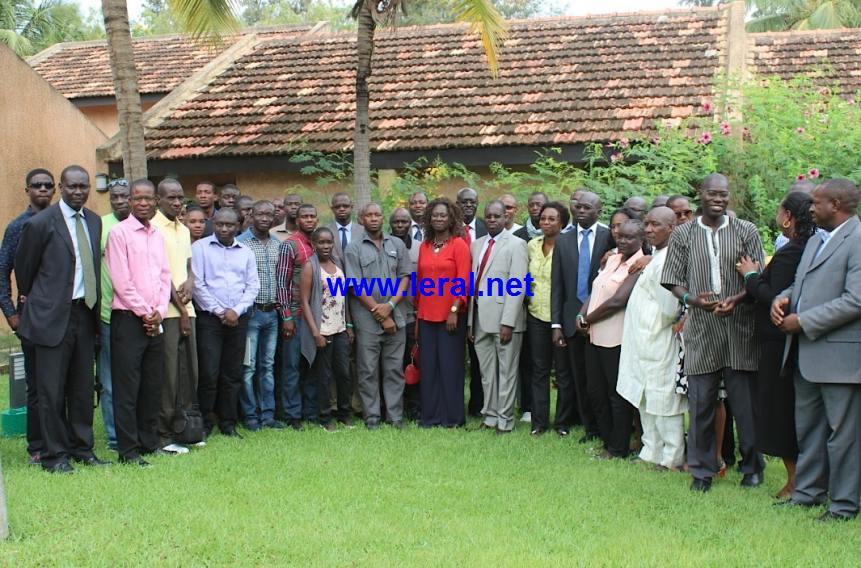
xmin=1 ymin=407 xmax=27 ymax=437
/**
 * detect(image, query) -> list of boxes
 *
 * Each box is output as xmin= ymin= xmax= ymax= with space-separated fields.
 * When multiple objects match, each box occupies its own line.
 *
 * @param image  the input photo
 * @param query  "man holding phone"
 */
xmin=661 ymin=173 xmax=766 ymax=493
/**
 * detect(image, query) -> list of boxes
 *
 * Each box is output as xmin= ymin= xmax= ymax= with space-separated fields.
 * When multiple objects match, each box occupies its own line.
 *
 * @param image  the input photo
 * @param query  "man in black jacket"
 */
xmin=550 ymin=191 xmax=613 ymax=440
xmin=15 ymin=165 xmax=109 ymax=472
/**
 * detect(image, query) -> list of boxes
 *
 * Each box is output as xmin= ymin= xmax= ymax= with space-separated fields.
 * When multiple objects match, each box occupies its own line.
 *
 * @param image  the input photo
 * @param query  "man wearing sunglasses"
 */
xmin=15 ymin=165 xmax=108 ymax=473
xmin=0 ymin=168 xmax=56 ymax=465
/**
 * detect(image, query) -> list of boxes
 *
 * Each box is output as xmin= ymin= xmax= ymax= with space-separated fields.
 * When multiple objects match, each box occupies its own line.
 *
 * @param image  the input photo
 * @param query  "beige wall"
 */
xmin=174 ymin=166 xmax=523 ymax=224
xmin=80 ymin=100 xmax=157 ymax=138
xmin=0 ymin=45 xmax=109 ymax=329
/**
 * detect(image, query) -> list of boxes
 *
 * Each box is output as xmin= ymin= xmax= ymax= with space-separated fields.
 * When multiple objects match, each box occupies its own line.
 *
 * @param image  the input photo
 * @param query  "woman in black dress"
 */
xmin=736 ymin=191 xmax=816 ymax=499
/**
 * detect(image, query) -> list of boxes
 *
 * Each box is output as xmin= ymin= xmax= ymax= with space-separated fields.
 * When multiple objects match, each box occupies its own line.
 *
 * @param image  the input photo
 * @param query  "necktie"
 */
xmin=464 ymin=224 xmax=472 ymax=246
xmin=813 ymin=231 xmax=830 ymax=261
xmin=75 ymin=213 xmax=98 ymax=309
xmin=476 ymin=238 xmax=495 ymax=284
xmin=340 ymin=227 xmax=348 ymax=251
xmin=577 ymin=228 xmax=592 ymax=303
xmin=414 ymin=226 xmax=423 ymax=242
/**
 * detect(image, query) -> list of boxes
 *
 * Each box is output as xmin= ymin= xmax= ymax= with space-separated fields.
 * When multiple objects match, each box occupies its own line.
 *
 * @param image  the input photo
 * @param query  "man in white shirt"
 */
xmin=408 ymin=191 xmax=428 ymax=243
xmin=329 ymin=192 xmax=364 ymax=265
xmin=500 ymin=193 xmax=523 ymax=233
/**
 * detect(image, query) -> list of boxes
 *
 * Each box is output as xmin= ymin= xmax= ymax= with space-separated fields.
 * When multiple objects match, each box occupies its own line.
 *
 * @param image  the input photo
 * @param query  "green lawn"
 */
xmin=1 ymin=400 xmax=860 ymax=565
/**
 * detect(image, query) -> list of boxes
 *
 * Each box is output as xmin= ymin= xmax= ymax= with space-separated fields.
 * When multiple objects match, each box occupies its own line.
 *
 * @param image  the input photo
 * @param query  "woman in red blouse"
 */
xmin=416 ymin=198 xmax=471 ymax=427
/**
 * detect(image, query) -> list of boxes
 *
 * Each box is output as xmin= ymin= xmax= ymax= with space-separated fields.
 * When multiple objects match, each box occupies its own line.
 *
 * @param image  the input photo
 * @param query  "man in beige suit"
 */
xmin=468 ymin=200 xmax=529 ymax=434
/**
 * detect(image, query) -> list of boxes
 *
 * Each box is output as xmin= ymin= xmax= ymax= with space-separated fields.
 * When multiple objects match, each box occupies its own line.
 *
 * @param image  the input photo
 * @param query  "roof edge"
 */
xmin=750 ymin=26 xmax=861 ymax=38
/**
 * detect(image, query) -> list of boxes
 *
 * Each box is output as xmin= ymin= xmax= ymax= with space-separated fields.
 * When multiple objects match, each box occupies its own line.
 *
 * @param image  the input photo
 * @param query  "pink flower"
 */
xmin=797 ymin=174 xmax=807 ymax=181
xmin=819 ymin=87 xmax=830 ymax=96
xmin=719 ymin=121 xmax=731 ymax=136
xmin=796 ymin=127 xmax=805 ymax=134
xmin=697 ymin=132 xmax=712 ymax=145
xmin=701 ymin=100 xmax=713 ymax=113
xmin=808 ymin=168 xmax=820 ymax=179
xmin=619 ymin=137 xmax=630 ymax=149
xmin=610 ymin=152 xmax=623 ymax=163
xmin=848 ymin=98 xmax=856 ymax=105
xmin=650 ymin=136 xmax=661 ymax=145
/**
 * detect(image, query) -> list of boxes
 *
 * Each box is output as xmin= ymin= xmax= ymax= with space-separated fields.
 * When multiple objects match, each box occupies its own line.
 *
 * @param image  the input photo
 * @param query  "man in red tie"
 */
xmin=457 ymin=188 xmax=488 ymax=416
xmin=467 ymin=201 xmax=529 ymax=433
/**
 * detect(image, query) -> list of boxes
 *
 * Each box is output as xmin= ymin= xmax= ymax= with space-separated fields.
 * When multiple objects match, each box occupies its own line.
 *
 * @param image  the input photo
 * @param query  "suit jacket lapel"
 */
xmin=483 ymin=232 xmax=506 ymax=275
xmin=807 ymin=217 xmax=859 ymax=273
xmin=590 ymin=227 xmax=607 ymax=275
xmin=52 ymin=205 xmax=74 ymax=255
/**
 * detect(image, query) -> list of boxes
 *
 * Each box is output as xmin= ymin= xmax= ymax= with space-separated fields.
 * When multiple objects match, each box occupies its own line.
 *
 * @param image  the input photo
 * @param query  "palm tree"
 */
xmin=349 ymin=0 xmax=507 ymax=207
xmin=747 ymin=0 xmax=861 ymax=31
xmin=1 ymin=0 xmax=85 ymax=56
xmin=100 ymin=0 xmax=240 ymax=180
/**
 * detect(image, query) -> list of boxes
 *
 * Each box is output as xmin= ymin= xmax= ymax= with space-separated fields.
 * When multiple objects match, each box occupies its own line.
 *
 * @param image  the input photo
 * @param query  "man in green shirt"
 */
xmin=98 ymin=179 xmax=130 ymax=451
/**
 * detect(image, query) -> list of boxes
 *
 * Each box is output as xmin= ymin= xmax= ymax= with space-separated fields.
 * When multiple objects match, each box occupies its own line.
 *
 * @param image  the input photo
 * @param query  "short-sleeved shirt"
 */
xmin=152 ymin=210 xmax=194 ymax=318
xmin=527 ymin=236 xmax=554 ymax=322
xmin=344 ymin=233 xmax=410 ymax=334
xmin=100 ymin=212 xmax=122 ymax=324
xmin=661 ymin=215 xmax=764 ymax=375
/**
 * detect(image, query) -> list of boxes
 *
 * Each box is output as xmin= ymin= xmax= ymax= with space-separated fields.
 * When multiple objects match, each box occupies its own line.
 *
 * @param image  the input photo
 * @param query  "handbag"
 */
xmin=404 ymin=343 xmax=420 ymax=385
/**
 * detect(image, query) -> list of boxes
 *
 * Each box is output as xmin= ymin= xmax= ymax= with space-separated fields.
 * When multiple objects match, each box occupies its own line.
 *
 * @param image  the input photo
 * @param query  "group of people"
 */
xmin=2 ymin=165 xmax=860 ymax=522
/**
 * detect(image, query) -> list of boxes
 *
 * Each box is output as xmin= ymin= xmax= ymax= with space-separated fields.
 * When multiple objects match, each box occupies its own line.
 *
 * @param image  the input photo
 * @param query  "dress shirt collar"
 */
xmin=696 ymin=215 xmax=729 ymax=232
xmin=468 ymin=218 xmax=476 ymax=232
xmin=152 ymin=209 xmax=180 ymax=229
xmin=336 ymin=221 xmax=352 ymax=232
xmin=59 ymin=198 xmax=83 ymax=219
xmin=577 ymin=222 xmax=598 ymax=236
xmin=124 ymin=213 xmax=157 ymax=233
xmin=821 ymin=216 xmax=853 ymax=243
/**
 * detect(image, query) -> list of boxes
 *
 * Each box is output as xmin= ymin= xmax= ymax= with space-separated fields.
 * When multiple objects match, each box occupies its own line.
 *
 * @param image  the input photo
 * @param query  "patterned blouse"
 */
xmin=319 ymin=264 xmax=346 ymax=336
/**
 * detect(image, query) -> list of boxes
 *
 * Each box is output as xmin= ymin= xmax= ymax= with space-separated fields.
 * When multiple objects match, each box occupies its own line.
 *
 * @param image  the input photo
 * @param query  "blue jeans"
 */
xmin=280 ymin=318 xmax=316 ymax=420
xmin=98 ymin=321 xmax=117 ymax=449
xmin=239 ymin=309 xmax=279 ymax=423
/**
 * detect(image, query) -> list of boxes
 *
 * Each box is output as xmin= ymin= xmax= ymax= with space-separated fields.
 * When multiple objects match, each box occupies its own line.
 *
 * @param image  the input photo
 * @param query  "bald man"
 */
xmin=500 ymin=193 xmax=523 ymax=233
xmin=617 ymin=207 xmax=685 ymax=470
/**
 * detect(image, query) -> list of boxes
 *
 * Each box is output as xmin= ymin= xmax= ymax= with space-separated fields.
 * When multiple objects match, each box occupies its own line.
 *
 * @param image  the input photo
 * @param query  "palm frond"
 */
xmin=746 ymin=13 xmax=792 ymax=31
xmin=167 ymin=0 xmax=240 ymax=41
xmin=807 ymin=1 xmax=843 ymax=28
xmin=446 ymin=0 xmax=507 ymax=78
xmin=0 ymin=26 xmax=32 ymax=55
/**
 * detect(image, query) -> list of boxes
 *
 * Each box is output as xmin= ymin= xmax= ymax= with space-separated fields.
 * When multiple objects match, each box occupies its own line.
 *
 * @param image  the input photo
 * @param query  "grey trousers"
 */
xmin=356 ymin=327 xmax=406 ymax=424
xmin=159 ymin=317 xmax=199 ymax=446
xmin=687 ymin=368 xmax=763 ymax=480
xmin=793 ymin=370 xmax=861 ymax=517
xmin=474 ymin=325 xmax=522 ymax=431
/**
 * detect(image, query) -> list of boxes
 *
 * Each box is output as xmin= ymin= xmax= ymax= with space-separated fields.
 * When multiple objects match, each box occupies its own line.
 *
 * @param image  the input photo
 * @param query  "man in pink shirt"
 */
xmin=106 ymin=179 xmax=172 ymax=467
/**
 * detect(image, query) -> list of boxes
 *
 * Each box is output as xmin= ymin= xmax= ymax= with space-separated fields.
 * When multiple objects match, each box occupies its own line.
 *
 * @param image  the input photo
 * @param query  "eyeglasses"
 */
xmin=63 ymin=184 xmax=90 ymax=191
xmin=108 ymin=179 xmax=129 ymax=189
xmin=28 ymin=182 xmax=55 ymax=189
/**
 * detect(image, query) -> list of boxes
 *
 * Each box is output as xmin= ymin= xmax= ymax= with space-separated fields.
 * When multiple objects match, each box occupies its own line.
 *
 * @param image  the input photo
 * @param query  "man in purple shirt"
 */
xmin=192 ymin=208 xmax=260 ymax=438
xmin=106 ymin=179 xmax=172 ymax=467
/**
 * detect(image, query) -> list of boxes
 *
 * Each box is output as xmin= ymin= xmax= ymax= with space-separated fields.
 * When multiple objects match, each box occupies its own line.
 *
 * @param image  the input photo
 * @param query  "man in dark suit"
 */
xmin=457 ymin=187 xmax=487 ymax=416
xmin=551 ymin=191 xmax=613 ymax=439
xmin=15 ymin=165 xmax=108 ymax=473
xmin=329 ymin=192 xmax=364 ymax=266
xmin=772 ymin=178 xmax=861 ymax=521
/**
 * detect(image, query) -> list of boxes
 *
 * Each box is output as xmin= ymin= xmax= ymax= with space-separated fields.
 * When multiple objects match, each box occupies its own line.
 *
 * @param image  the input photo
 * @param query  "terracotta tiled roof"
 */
xmin=750 ymin=30 xmax=861 ymax=94
xmin=28 ymin=25 xmax=313 ymax=99
xmin=144 ymin=8 xmax=728 ymax=160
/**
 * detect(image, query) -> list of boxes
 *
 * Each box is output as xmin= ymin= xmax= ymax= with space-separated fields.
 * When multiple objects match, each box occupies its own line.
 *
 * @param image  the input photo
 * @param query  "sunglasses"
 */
xmin=28 ymin=182 xmax=55 ymax=189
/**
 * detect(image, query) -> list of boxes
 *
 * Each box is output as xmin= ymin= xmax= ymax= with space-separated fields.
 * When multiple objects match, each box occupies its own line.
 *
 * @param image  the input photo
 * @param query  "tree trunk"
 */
xmin=354 ymin=5 xmax=375 ymax=208
xmin=101 ymin=0 xmax=148 ymax=180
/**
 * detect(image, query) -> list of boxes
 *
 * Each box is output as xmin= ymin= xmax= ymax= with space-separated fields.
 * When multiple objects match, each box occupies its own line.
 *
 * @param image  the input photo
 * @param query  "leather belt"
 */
xmin=254 ymin=303 xmax=277 ymax=312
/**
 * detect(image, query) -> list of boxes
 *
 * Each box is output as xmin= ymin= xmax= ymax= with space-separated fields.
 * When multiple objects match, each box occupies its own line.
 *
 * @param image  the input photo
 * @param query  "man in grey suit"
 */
xmin=772 ymin=178 xmax=861 ymax=521
xmin=468 ymin=201 xmax=529 ymax=434
xmin=329 ymin=192 xmax=364 ymax=265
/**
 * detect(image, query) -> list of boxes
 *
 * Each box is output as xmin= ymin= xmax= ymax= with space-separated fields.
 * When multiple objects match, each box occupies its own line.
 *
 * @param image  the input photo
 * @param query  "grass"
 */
xmin=0 ymin=388 xmax=860 ymax=566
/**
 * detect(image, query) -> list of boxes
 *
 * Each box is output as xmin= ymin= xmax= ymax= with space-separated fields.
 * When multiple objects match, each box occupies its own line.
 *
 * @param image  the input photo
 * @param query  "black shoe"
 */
xmin=391 ymin=421 xmax=405 ymax=430
xmin=243 ymin=420 xmax=261 ymax=432
xmin=530 ymin=429 xmax=546 ymax=438
xmin=289 ymin=419 xmax=304 ymax=431
xmin=478 ymin=423 xmax=494 ymax=431
xmin=555 ymin=428 xmax=570 ymax=438
xmin=73 ymin=455 xmax=112 ymax=467
xmin=320 ymin=421 xmax=338 ymax=432
xmin=262 ymin=419 xmax=285 ymax=430
xmin=495 ymin=428 xmax=512 ymax=435
xmin=817 ymin=511 xmax=855 ymax=523
xmin=120 ymin=456 xmax=152 ymax=468
xmin=43 ymin=462 xmax=74 ymax=474
xmin=221 ymin=428 xmax=243 ymax=438
xmin=337 ymin=417 xmax=355 ymax=429
xmin=366 ymin=421 xmax=381 ymax=431
xmin=690 ymin=478 xmax=712 ymax=492
xmin=578 ymin=433 xmax=600 ymax=444
xmin=740 ymin=472 xmax=764 ymax=488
